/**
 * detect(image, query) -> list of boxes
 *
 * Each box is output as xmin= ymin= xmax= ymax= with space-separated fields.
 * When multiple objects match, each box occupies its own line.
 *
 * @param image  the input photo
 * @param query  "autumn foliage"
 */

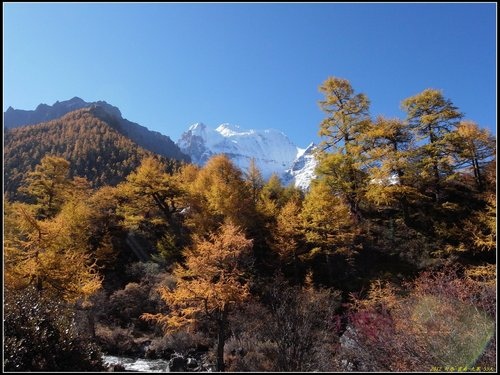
xmin=3 ymin=76 xmax=496 ymax=372
xmin=142 ymin=223 xmax=253 ymax=371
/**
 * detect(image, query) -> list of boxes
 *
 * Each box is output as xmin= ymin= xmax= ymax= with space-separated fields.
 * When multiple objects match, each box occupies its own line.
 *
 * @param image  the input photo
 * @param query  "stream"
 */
xmin=103 ymin=354 xmax=213 ymax=372
xmin=103 ymin=355 xmax=171 ymax=372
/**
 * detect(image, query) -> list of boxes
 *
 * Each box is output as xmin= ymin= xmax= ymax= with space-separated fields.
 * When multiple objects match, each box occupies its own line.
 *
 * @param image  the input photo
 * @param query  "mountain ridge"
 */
xmin=5 ymin=98 xmax=318 ymax=189
xmin=4 ymin=107 xmax=183 ymax=199
xmin=4 ymin=97 xmax=190 ymax=163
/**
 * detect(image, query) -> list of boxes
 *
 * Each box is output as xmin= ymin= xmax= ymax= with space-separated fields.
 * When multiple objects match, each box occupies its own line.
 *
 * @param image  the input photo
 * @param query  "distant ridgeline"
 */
xmin=5 ymin=97 xmax=190 ymax=162
xmin=4 ymin=98 xmax=190 ymax=199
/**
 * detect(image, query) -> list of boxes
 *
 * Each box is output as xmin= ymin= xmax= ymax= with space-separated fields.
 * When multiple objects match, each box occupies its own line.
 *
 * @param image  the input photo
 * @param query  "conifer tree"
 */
xmin=22 ymin=155 xmax=71 ymax=219
xmin=189 ymin=155 xmax=254 ymax=234
xmin=245 ymin=158 xmax=264 ymax=204
xmin=117 ymin=156 xmax=186 ymax=262
xmin=447 ymin=120 xmax=496 ymax=192
xmin=273 ymin=197 xmax=305 ymax=282
xmin=256 ymin=173 xmax=287 ymax=219
xmin=4 ymin=200 xmax=101 ymax=303
xmin=301 ymin=181 xmax=359 ymax=255
xmin=401 ymin=89 xmax=463 ymax=201
xmin=363 ymin=116 xmax=422 ymax=215
xmin=300 ymin=180 xmax=360 ymax=284
xmin=121 ymin=156 xmax=183 ymax=229
xmin=317 ymin=76 xmax=371 ymax=221
xmin=142 ymin=223 xmax=253 ymax=372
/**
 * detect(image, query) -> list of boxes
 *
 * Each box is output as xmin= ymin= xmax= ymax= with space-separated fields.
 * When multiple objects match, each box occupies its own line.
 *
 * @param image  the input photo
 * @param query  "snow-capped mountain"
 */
xmin=177 ymin=122 xmax=316 ymax=189
xmin=282 ymin=142 xmax=318 ymax=190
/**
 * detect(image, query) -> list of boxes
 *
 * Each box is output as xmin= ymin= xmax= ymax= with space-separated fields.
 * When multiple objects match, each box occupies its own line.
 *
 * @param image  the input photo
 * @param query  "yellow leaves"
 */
xmin=364 ymin=184 xmax=398 ymax=207
xmin=455 ymin=194 xmax=496 ymax=253
xmin=319 ymin=77 xmax=370 ymax=119
xmin=119 ymin=155 xmax=185 ymax=230
xmin=318 ymin=77 xmax=371 ymax=160
xmin=402 ymin=88 xmax=462 ymax=136
xmin=79 ymin=274 xmax=102 ymax=298
xmin=457 ymin=120 xmax=480 ymax=139
xmin=145 ymin=223 xmax=253 ymax=333
xmin=22 ymin=155 xmax=72 ymax=218
xmin=200 ymin=157 xmax=245 ymax=209
xmin=464 ymin=264 xmax=496 ymax=286
xmin=273 ymin=198 xmax=303 ymax=259
xmin=301 ymin=181 xmax=357 ymax=250
xmin=352 ymin=279 xmax=400 ymax=312
xmin=126 ymin=156 xmax=166 ymax=188
xmin=4 ymin=197 xmax=102 ymax=303
xmin=141 ymin=312 xmax=185 ymax=332
xmin=183 ymin=155 xmax=255 ymax=234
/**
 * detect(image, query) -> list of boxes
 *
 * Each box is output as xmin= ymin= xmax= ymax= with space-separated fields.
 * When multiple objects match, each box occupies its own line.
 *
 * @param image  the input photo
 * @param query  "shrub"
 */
xmin=94 ymin=324 xmax=135 ymax=355
xmin=344 ymin=266 xmax=496 ymax=371
xmin=224 ymin=332 xmax=279 ymax=372
xmin=4 ymin=286 xmax=104 ymax=371
xmin=225 ymin=277 xmax=342 ymax=372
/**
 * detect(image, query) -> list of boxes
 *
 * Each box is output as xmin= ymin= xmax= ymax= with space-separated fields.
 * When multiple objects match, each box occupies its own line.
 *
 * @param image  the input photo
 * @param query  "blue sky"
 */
xmin=3 ymin=3 xmax=497 ymax=147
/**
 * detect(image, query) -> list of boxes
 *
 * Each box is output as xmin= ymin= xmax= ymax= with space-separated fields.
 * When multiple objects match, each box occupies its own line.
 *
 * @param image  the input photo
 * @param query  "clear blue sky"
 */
xmin=3 ymin=2 xmax=497 ymax=147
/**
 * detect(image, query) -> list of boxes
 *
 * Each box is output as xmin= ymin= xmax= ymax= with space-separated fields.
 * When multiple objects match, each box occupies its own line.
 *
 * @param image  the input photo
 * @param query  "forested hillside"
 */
xmin=4 ymin=107 xmax=184 ymax=200
xmin=4 ymin=77 xmax=496 ymax=372
xmin=4 ymin=97 xmax=190 ymax=163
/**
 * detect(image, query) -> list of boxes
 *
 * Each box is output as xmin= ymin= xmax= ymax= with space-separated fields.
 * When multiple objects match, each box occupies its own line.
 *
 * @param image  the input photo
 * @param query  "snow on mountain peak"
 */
xmin=216 ymin=123 xmax=255 ymax=137
xmin=296 ymin=142 xmax=315 ymax=159
xmin=282 ymin=142 xmax=317 ymax=190
xmin=188 ymin=122 xmax=206 ymax=132
xmin=177 ymin=122 xmax=317 ymax=188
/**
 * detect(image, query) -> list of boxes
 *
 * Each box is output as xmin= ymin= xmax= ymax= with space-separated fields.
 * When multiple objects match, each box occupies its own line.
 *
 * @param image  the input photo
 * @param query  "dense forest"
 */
xmin=4 ymin=107 xmax=184 ymax=200
xmin=4 ymin=77 xmax=496 ymax=372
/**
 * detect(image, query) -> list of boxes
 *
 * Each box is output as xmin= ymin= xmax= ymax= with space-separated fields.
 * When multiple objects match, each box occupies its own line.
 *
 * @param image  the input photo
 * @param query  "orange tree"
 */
xmin=142 ymin=222 xmax=253 ymax=371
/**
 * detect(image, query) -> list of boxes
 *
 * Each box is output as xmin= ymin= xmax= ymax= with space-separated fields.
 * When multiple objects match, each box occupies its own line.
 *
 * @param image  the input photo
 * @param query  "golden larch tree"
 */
xmin=142 ymin=223 xmax=253 ymax=371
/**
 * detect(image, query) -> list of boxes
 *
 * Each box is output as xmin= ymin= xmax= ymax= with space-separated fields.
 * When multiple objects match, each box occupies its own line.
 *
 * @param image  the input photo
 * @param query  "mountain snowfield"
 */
xmin=282 ymin=142 xmax=318 ymax=190
xmin=177 ymin=122 xmax=317 ymax=189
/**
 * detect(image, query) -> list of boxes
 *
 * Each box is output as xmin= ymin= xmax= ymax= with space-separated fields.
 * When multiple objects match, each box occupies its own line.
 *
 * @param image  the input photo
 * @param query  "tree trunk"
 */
xmin=433 ymin=160 xmax=441 ymax=202
xmin=429 ymin=127 xmax=441 ymax=202
xmin=293 ymin=252 xmax=300 ymax=284
xmin=216 ymin=307 xmax=228 ymax=372
xmin=400 ymin=196 xmax=411 ymax=226
xmin=88 ymin=309 xmax=96 ymax=339
xmin=347 ymin=195 xmax=362 ymax=224
xmin=472 ymin=156 xmax=484 ymax=192
xmin=36 ymin=276 xmax=43 ymax=292
xmin=326 ymin=252 xmax=334 ymax=285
